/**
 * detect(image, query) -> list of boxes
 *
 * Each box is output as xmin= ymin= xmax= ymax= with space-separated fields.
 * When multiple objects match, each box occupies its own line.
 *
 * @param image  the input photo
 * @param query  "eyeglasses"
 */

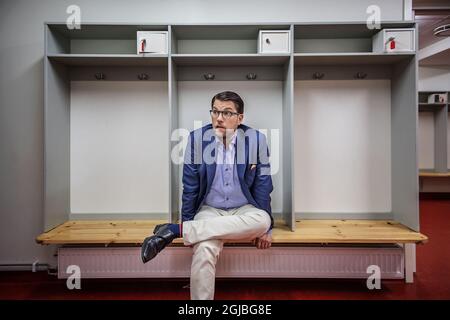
xmin=209 ymin=109 xmax=240 ymax=119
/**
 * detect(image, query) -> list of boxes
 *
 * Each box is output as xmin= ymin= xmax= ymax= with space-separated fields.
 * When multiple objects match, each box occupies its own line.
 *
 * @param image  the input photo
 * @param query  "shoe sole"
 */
xmin=141 ymin=238 xmax=148 ymax=263
xmin=141 ymin=237 xmax=156 ymax=264
xmin=141 ymin=235 xmax=166 ymax=264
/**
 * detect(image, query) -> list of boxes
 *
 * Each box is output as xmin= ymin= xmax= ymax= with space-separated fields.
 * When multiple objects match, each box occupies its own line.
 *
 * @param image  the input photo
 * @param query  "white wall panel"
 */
xmin=418 ymin=113 xmax=435 ymax=169
xmin=70 ymin=81 xmax=169 ymax=214
xmin=294 ymin=80 xmax=391 ymax=213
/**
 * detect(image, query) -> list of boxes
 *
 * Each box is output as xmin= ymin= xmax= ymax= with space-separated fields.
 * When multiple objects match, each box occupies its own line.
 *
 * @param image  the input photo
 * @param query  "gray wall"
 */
xmin=419 ymin=66 xmax=450 ymax=91
xmin=0 ymin=0 xmax=407 ymax=265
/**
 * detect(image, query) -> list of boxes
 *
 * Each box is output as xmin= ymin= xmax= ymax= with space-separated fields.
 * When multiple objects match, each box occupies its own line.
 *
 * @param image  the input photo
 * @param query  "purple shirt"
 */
xmin=204 ymin=132 xmax=249 ymax=210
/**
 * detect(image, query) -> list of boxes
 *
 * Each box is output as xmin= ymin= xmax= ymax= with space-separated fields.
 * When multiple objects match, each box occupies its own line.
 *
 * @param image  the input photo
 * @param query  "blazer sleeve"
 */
xmin=251 ymin=132 xmax=274 ymax=230
xmin=181 ymin=133 xmax=200 ymax=222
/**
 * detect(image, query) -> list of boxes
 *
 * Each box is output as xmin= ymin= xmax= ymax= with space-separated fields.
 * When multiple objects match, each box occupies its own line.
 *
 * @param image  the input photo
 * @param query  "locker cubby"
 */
xmin=293 ymin=51 xmax=419 ymax=230
xmin=293 ymin=22 xmax=414 ymax=54
xmin=46 ymin=23 xmax=168 ymax=55
xmin=170 ymin=24 xmax=291 ymax=55
xmin=45 ymin=24 xmax=169 ymax=68
xmin=169 ymin=51 xmax=294 ymax=227
xmin=418 ymin=91 xmax=449 ymax=177
xmin=44 ymin=24 xmax=171 ymax=229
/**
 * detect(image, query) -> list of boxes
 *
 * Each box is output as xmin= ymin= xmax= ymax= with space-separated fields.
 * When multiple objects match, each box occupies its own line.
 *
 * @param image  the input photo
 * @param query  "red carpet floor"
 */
xmin=1 ymin=198 xmax=449 ymax=300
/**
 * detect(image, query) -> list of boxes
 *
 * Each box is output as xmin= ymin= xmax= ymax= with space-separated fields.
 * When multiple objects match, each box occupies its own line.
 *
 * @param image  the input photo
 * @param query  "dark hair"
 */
xmin=211 ymin=91 xmax=244 ymax=114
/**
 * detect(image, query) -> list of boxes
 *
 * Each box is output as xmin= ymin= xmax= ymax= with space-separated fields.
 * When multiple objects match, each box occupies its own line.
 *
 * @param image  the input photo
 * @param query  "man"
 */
xmin=141 ymin=91 xmax=274 ymax=300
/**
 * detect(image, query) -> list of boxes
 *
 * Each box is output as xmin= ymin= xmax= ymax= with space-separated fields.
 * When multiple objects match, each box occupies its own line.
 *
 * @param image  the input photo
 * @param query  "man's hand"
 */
xmin=252 ymin=231 xmax=272 ymax=249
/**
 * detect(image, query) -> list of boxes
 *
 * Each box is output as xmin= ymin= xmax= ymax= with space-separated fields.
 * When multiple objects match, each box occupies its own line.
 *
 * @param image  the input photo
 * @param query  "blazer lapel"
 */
xmin=205 ymin=136 xmax=217 ymax=193
xmin=236 ymin=127 xmax=247 ymax=181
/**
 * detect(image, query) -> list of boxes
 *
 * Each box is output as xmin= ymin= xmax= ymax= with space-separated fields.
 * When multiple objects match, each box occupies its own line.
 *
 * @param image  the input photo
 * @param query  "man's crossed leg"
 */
xmin=141 ymin=204 xmax=271 ymax=299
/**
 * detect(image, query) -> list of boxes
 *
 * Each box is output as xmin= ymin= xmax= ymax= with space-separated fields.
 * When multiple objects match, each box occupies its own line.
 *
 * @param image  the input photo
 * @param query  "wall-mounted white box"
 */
xmin=137 ymin=31 xmax=168 ymax=54
xmin=372 ymin=28 xmax=415 ymax=53
xmin=258 ymin=30 xmax=291 ymax=54
xmin=427 ymin=93 xmax=447 ymax=103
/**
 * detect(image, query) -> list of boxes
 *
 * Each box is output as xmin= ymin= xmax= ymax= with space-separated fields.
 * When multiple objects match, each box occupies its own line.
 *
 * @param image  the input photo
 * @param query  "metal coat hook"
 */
xmin=312 ymin=72 xmax=324 ymax=80
xmin=355 ymin=72 xmax=367 ymax=79
xmin=94 ymin=73 xmax=105 ymax=80
xmin=246 ymin=73 xmax=257 ymax=80
xmin=138 ymin=73 xmax=149 ymax=80
xmin=204 ymin=73 xmax=215 ymax=80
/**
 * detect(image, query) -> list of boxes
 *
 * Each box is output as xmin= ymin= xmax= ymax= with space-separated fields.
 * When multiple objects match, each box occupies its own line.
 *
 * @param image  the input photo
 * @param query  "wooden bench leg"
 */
xmin=404 ymin=243 xmax=415 ymax=283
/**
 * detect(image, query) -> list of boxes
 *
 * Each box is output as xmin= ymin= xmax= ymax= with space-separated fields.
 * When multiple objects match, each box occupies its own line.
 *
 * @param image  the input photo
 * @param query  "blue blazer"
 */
xmin=181 ymin=123 xmax=274 ymax=230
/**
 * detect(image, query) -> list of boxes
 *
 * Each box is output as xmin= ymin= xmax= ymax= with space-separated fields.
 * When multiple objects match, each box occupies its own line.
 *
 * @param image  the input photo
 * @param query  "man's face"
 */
xmin=211 ymin=99 xmax=243 ymax=138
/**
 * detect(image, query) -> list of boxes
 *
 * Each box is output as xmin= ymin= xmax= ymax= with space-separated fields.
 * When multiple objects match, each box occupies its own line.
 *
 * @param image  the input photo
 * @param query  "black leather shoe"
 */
xmin=141 ymin=224 xmax=177 ymax=264
xmin=153 ymin=223 xmax=170 ymax=235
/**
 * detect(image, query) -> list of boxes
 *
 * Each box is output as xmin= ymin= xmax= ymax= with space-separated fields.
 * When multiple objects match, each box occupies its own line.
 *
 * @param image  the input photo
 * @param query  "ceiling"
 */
xmin=415 ymin=11 xmax=450 ymax=49
xmin=413 ymin=1 xmax=450 ymax=65
xmin=419 ymin=47 xmax=450 ymax=65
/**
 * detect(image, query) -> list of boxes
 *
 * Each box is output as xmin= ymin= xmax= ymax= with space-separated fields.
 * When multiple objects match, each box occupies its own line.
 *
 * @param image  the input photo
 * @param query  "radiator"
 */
xmin=58 ymin=246 xmax=404 ymax=279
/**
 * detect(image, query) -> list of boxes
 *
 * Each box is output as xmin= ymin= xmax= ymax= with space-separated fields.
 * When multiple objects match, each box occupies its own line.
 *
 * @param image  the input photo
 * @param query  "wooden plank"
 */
xmin=36 ymin=220 xmax=167 ymax=245
xmin=274 ymin=220 xmax=427 ymax=244
xmin=36 ymin=219 xmax=428 ymax=245
xmin=419 ymin=170 xmax=450 ymax=177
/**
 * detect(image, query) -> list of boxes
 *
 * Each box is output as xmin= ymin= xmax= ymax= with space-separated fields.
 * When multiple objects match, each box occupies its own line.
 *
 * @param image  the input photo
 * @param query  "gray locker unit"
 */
xmin=43 ymin=21 xmax=420 ymax=233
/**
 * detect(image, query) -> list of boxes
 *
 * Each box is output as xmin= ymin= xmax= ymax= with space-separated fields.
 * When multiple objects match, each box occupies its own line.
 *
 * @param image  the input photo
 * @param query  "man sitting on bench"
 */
xmin=141 ymin=90 xmax=274 ymax=300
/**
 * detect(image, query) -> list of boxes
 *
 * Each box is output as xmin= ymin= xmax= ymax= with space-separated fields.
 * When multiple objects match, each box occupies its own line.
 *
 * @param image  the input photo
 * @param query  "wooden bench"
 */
xmin=419 ymin=170 xmax=450 ymax=178
xmin=36 ymin=219 xmax=427 ymax=245
xmin=419 ymin=170 xmax=450 ymax=192
xmin=37 ymin=219 xmax=427 ymax=283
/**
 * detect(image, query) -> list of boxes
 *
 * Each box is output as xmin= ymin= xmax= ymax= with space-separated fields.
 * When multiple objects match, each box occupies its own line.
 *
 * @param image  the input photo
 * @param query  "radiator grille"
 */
xmin=58 ymin=246 xmax=404 ymax=279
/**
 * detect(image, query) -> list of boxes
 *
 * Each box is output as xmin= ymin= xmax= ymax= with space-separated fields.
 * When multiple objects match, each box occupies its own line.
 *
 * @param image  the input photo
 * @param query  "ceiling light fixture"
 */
xmin=433 ymin=24 xmax=450 ymax=37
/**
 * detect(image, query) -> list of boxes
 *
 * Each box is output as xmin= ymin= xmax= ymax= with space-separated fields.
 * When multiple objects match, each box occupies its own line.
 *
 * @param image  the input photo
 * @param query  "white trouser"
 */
xmin=182 ymin=204 xmax=271 ymax=300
